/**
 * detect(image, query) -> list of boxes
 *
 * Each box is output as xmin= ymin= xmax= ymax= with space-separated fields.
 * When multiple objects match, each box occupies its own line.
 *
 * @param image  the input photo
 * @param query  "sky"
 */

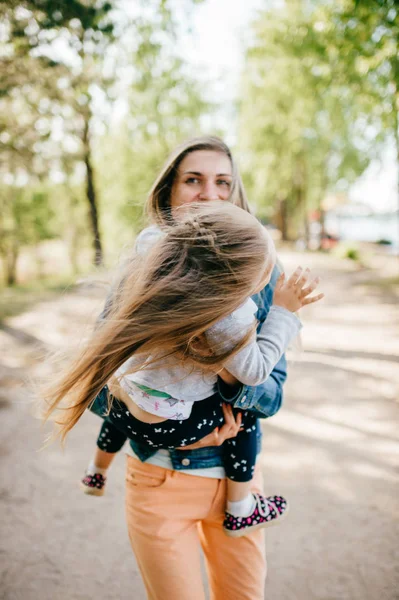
xmin=348 ymin=148 xmax=398 ymax=213
xmin=181 ymin=0 xmax=264 ymax=93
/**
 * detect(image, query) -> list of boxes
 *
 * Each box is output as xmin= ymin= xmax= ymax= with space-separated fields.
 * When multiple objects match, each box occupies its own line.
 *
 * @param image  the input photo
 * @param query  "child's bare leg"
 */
xmin=92 ymin=447 xmax=116 ymax=470
xmin=81 ymin=417 xmax=127 ymax=496
xmin=81 ymin=449 xmax=114 ymax=496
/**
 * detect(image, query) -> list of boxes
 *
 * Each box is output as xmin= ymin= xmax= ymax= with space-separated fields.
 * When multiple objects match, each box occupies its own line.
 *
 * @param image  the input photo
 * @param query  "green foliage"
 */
xmin=333 ymin=242 xmax=361 ymax=261
xmin=93 ymin=1 xmax=210 ymax=259
xmin=238 ymin=0 xmax=398 ymax=241
xmin=1 ymin=1 xmax=114 ymax=54
xmin=0 ymin=185 xmax=55 ymax=248
xmin=1 ymin=0 xmax=211 ymax=283
xmin=0 ymin=183 xmax=57 ymax=284
xmin=345 ymin=247 xmax=360 ymax=261
xmin=1 ymin=0 xmax=116 ymax=273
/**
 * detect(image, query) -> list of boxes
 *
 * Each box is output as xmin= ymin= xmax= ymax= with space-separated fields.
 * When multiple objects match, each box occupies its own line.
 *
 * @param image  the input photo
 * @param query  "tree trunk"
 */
xmin=318 ymin=208 xmax=326 ymax=250
xmin=82 ymin=115 xmax=103 ymax=267
xmin=392 ymin=94 xmax=399 ymax=258
xmin=277 ymin=196 xmax=289 ymax=241
xmin=5 ymin=243 xmax=18 ymax=286
xmin=68 ymin=225 xmax=81 ymax=276
xmin=295 ymin=157 xmax=309 ymax=248
xmin=65 ymin=186 xmax=82 ymax=276
xmin=298 ymin=185 xmax=310 ymax=248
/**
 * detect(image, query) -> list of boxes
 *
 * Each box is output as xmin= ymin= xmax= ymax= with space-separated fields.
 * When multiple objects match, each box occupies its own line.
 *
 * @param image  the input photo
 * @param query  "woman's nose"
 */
xmin=198 ymin=182 xmax=219 ymax=201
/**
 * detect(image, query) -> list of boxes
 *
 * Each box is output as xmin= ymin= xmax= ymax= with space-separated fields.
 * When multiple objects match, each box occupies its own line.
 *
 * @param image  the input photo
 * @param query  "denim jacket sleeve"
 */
xmin=217 ymin=265 xmax=287 ymax=419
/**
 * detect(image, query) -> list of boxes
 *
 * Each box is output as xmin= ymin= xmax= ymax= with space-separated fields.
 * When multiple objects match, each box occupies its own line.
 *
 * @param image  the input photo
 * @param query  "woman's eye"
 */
xmin=217 ymin=180 xmax=231 ymax=187
xmin=185 ymin=177 xmax=200 ymax=184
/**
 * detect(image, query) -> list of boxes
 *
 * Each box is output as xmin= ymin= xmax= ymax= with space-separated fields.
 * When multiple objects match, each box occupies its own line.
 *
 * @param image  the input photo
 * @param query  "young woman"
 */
xmin=45 ymin=199 xmax=322 ymax=535
xmin=55 ymin=137 xmax=321 ymax=599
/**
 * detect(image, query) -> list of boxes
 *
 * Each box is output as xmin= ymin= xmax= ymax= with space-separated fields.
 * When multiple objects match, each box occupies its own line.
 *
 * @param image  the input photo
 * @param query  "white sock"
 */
xmin=87 ymin=460 xmax=108 ymax=476
xmin=226 ymin=494 xmax=256 ymax=517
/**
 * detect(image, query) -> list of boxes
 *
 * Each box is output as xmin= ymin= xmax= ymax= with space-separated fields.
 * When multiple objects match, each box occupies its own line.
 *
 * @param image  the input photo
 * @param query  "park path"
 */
xmin=0 ymin=250 xmax=398 ymax=600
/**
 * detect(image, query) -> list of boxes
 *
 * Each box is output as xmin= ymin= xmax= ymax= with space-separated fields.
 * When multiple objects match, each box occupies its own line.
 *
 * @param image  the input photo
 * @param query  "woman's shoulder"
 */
xmin=231 ymin=298 xmax=258 ymax=324
xmin=135 ymin=225 xmax=164 ymax=255
xmin=207 ymin=298 xmax=257 ymax=343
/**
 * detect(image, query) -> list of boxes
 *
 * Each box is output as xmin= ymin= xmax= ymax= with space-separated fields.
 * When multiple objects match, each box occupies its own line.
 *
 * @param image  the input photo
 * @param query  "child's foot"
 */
xmin=223 ymin=493 xmax=288 ymax=538
xmin=80 ymin=471 xmax=107 ymax=496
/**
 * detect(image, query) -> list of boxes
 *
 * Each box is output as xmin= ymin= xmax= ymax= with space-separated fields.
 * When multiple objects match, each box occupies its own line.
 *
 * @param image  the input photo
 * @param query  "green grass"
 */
xmin=0 ymin=276 xmax=79 ymax=322
xmin=332 ymin=242 xmax=361 ymax=262
xmin=358 ymin=275 xmax=399 ymax=289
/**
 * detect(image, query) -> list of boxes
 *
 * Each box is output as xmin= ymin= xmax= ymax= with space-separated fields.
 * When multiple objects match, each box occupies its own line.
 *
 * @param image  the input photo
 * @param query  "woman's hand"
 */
xmin=274 ymin=267 xmax=324 ymax=313
xmin=177 ymin=403 xmax=242 ymax=450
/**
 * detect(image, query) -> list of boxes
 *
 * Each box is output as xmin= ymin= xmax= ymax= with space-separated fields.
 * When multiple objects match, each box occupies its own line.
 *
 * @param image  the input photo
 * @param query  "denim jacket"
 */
xmin=126 ymin=265 xmax=288 ymax=470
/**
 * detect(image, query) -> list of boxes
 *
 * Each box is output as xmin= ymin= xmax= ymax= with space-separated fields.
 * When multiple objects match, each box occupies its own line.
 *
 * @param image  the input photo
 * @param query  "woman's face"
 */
xmin=170 ymin=150 xmax=233 ymax=213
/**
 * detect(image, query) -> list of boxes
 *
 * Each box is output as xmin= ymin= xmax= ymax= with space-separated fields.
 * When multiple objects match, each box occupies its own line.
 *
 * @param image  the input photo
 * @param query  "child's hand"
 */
xmin=273 ymin=267 xmax=324 ymax=312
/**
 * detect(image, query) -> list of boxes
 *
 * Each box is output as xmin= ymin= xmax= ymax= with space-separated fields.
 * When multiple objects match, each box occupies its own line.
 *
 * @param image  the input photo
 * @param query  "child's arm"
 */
xmin=218 ymin=368 xmax=239 ymax=386
xmin=220 ymin=305 xmax=300 ymax=386
xmin=216 ymin=265 xmax=286 ymax=419
xmin=207 ymin=267 xmax=322 ymax=387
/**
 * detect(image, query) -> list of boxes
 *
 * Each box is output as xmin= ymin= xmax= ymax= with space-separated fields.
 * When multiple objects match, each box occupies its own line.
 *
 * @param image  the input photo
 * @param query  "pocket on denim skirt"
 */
xmin=126 ymin=458 xmax=169 ymax=489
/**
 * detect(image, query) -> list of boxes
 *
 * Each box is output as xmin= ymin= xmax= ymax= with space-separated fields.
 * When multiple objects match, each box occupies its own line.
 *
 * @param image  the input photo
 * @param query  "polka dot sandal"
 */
xmin=223 ymin=493 xmax=289 ymax=538
xmin=80 ymin=472 xmax=107 ymax=496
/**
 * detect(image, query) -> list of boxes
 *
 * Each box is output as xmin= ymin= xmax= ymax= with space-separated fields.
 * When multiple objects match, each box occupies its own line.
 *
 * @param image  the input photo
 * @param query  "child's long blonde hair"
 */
xmin=43 ymin=202 xmax=275 ymax=441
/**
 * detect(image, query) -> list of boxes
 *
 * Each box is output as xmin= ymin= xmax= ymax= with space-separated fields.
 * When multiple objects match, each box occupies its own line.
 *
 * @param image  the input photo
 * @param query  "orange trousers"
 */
xmin=125 ymin=456 xmax=266 ymax=600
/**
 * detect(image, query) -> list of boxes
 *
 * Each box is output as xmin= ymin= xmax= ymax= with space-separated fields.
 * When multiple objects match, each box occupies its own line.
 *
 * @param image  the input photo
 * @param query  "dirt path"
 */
xmin=0 ymin=251 xmax=398 ymax=600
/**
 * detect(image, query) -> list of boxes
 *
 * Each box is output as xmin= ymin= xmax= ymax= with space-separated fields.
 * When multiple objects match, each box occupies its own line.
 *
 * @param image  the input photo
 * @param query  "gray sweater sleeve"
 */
xmin=207 ymin=305 xmax=302 ymax=386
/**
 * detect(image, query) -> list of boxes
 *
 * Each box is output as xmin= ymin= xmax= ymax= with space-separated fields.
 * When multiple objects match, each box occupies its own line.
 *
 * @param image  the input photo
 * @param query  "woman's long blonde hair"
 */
xmin=43 ymin=201 xmax=275 ymax=441
xmin=146 ymin=136 xmax=251 ymax=225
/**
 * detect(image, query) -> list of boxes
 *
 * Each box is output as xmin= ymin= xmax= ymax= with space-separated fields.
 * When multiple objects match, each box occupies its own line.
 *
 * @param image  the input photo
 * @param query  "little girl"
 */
xmin=44 ymin=201 xmax=322 ymax=538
